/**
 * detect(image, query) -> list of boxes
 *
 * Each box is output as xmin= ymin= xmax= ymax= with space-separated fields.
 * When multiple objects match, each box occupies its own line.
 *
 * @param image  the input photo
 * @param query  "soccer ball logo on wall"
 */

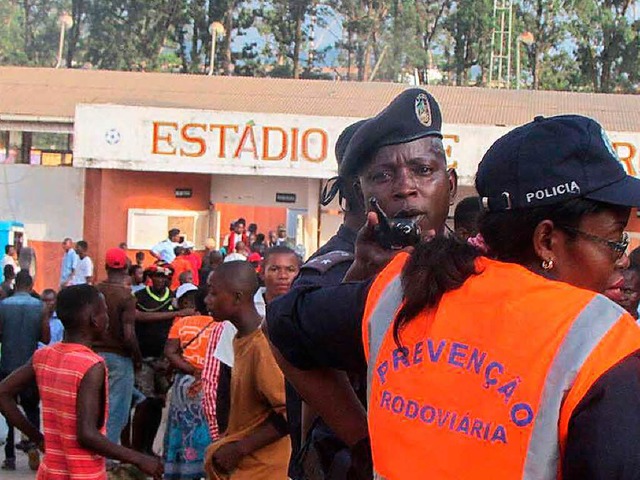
xmin=105 ymin=129 xmax=121 ymax=145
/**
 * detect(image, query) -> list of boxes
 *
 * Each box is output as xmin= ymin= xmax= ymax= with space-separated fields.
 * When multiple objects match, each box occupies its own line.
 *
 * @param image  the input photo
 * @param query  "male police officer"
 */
xmin=287 ymin=120 xmax=366 ymax=479
xmin=280 ymin=88 xmax=457 ymax=479
xmin=294 ymin=119 xmax=367 ymax=289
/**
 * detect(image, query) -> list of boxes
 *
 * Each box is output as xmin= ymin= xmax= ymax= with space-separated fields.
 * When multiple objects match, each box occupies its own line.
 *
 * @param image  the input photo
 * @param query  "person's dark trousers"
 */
xmin=0 ymin=371 xmax=40 ymax=460
xmin=131 ymin=398 xmax=163 ymax=455
xmin=216 ymin=363 xmax=231 ymax=434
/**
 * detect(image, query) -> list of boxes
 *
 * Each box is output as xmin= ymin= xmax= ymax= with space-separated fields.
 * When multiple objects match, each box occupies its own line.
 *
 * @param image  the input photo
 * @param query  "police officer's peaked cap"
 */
xmin=339 ymin=88 xmax=443 ymax=177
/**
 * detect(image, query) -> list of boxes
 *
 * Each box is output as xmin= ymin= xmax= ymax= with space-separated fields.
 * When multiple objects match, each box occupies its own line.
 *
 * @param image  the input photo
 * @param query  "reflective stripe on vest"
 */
xmin=366 ymin=274 xmax=403 ymax=401
xmin=522 ymin=294 xmax=621 ymax=479
xmin=366 ymin=273 xmax=624 ymax=479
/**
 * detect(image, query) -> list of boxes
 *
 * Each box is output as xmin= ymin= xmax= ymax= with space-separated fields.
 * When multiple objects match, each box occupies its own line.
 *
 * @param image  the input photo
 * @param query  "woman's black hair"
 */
xmin=394 ymin=198 xmax=626 ymax=345
xmin=480 ymin=198 xmax=615 ymax=264
xmin=396 ymin=236 xmax=478 ymax=344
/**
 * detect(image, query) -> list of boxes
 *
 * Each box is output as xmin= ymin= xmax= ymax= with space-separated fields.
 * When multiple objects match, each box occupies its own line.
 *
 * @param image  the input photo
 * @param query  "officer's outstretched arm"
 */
xmin=265 ymin=335 xmax=369 ymax=448
xmin=263 ymin=274 xmax=372 ymax=446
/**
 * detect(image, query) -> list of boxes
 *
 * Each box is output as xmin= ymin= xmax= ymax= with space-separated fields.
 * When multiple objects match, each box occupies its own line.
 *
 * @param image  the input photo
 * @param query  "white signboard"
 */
xmin=74 ymin=104 xmax=640 ymax=186
xmin=74 ymin=104 xmax=359 ymax=179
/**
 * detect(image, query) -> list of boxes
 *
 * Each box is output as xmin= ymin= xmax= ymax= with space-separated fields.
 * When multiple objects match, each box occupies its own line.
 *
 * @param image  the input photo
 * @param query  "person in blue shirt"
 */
xmin=151 ymin=229 xmax=181 ymax=264
xmin=0 ymin=271 xmax=49 ymax=470
xmin=38 ymin=289 xmax=64 ymax=348
xmin=59 ymin=238 xmax=79 ymax=288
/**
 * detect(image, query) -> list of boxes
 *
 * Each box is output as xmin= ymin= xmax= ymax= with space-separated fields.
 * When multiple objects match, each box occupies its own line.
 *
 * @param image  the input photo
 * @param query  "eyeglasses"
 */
xmin=557 ymin=225 xmax=629 ymax=259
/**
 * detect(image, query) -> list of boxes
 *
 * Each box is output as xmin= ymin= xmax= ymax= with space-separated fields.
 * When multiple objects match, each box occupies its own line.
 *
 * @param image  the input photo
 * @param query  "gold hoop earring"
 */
xmin=541 ymin=259 xmax=554 ymax=271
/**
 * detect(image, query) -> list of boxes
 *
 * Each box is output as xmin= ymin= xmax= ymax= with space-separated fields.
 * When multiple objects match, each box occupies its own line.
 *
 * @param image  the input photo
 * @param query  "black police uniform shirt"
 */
xmin=285 ymin=223 xmax=357 ymax=478
xmin=294 ymin=224 xmax=357 ymax=288
xmin=267 ymin=280 xmax=640 ymax=479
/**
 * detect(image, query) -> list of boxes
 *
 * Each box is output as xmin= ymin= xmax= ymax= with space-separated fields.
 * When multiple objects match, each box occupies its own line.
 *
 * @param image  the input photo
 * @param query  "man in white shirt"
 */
xmin=72 ymin=240 xmax=94 ymax=285
xmin=151 ymin=228 xmax=181 ymax=264
xmin=1 ymin=245 xmax=19 ymax=281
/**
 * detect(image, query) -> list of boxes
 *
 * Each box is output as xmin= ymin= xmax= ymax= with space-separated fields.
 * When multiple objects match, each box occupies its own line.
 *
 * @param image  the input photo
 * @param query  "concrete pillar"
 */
xmin=305 ymin=178 xmax=321 ymax=256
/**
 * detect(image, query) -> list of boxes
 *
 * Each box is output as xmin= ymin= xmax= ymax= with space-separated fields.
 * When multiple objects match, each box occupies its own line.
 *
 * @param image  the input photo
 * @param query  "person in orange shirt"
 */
xmin=164 ymin=283 xmax=221 ymax=480
xmin=170 ymin=246 xmax=194 ymax=291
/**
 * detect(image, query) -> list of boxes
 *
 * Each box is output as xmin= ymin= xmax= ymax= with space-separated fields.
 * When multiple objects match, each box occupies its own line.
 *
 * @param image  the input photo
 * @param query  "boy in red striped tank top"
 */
xmin=0 ymin=285 xmax=163 ymax=479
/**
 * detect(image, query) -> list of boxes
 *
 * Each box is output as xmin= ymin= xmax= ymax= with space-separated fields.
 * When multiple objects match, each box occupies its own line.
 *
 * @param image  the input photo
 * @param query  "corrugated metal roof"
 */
xmin=1 ymin=66 xmax=640 ymax=131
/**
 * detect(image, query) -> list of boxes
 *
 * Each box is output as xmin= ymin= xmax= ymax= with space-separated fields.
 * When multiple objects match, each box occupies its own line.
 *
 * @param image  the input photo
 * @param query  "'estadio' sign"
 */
xmin=151 ymin=122 xmax=328 ymax=163
xmin=74 ymin=104 xmax=356 ymax=179
xmin=73 ymin=104 xmax=640 ymax=184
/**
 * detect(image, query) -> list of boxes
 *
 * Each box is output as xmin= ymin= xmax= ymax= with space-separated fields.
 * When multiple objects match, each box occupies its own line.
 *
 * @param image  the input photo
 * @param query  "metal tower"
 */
xmin=489 ymin=0 xmax=514 ymax=88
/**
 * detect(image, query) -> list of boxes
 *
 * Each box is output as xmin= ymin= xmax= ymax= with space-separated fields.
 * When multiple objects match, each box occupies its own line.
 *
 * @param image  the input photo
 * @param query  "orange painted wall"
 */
xmin=215 ymin=203 xmax=287 ymax=248
xmin=30 ymin=240 xmax=63 ymax=293
xmin=83 ymin=169 xmax=212 ymax=282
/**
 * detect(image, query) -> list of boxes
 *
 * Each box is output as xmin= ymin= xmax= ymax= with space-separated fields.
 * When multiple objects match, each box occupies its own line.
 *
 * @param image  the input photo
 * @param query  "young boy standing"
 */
xmin=204 ymin=261 xmax=290 ymax=479
xmin=0 ymin=285 xmax=163 ymax=479
xmin=38 ymin=289 xmax=64 ymax=348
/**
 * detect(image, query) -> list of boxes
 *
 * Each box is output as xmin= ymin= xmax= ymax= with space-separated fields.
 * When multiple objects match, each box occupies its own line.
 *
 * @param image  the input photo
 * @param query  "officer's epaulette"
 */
xmin=301 ymin=250 xmax=354 ymax=274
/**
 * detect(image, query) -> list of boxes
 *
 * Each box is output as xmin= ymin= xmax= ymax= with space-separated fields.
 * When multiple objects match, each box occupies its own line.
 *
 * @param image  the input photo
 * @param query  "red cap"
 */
xmin=247 ymin=252 xmax=262 ymax=263
xmin=105 ymin=248 xmax=128 ymax=269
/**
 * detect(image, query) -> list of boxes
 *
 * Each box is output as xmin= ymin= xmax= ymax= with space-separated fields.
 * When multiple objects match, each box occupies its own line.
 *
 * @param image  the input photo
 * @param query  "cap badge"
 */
xmin=415 ymin=93 xmax=432 ymax=127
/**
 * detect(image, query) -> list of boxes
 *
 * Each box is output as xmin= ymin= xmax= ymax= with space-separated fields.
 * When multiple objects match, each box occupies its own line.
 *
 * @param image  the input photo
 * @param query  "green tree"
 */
xmin=260 ymin=0 xmax=318 ymax=78
xmin=171 ymin=0 xmax=210 ymax=73
xmin=65 ymin=0 xmax=86 ymax=67
xmin=378 ymin=0 xmax=450 ymax=84
xmin=378 ymin=0 xmax=422 ymax=82
xmin=330 ymin=0 xmax=391 ymax=81
xmin=518 ymin=0 xmax=573 ymax=90
xmin=84 ymin=0 xmax=182 ymax=70
xmin=0 ymin=1 xmax=29 ymax=65
xmin=415 ymin=0 xmax=450 ymax=75
xmin=0 ymin=0 xmax=69 ymax=66
xmin=329 ymin=0 xmax=359 ymax=80
xmin=571 ymin=0 xmax=639 ymax=92
xmin=443 ymin=0 xmax=492 ymax=85
xmin=206 ymin=0 xmax=263 ymax=76
xmin=538 ymin=50 xmax=583 ymax=91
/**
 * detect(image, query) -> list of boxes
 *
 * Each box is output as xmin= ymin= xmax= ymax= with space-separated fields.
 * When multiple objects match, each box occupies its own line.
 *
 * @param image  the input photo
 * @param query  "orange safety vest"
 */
xmin=362 ymin=252 xmax=640 ymax=479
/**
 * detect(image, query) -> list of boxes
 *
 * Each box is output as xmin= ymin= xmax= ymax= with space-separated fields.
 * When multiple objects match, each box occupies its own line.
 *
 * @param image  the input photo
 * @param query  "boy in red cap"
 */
xmin=95 ymin=248 xmax=142 ymax=447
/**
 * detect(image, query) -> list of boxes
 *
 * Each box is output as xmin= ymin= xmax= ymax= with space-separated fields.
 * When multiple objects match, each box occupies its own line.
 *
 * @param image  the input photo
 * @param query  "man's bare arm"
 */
xmin=0 ymin=362 xmax=44 ymax=447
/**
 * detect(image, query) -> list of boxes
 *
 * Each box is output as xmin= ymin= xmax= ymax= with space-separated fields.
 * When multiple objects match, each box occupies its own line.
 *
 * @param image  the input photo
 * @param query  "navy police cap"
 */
xmin=476 ymin=114 xmax=640 ymax=211
xmin=339 ymin=88 xmax=443 ymax=177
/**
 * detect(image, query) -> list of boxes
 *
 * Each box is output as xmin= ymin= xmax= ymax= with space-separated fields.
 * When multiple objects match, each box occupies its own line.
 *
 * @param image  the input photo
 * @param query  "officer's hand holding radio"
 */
xmin=344 ymin=198 xmax=429 ymax=282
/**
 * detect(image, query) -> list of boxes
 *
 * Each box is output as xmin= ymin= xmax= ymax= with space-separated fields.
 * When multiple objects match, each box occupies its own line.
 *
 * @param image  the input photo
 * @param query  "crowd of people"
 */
xmin=0 ymin=87 xmax=640 ymax=480
xmin=0 ymin=226 xmax=302 ymax=479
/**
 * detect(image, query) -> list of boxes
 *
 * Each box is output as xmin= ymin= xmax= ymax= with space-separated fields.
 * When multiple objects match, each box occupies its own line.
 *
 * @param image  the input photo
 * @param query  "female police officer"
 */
xmin=266 ymin=115 xmax=640 ymax=479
